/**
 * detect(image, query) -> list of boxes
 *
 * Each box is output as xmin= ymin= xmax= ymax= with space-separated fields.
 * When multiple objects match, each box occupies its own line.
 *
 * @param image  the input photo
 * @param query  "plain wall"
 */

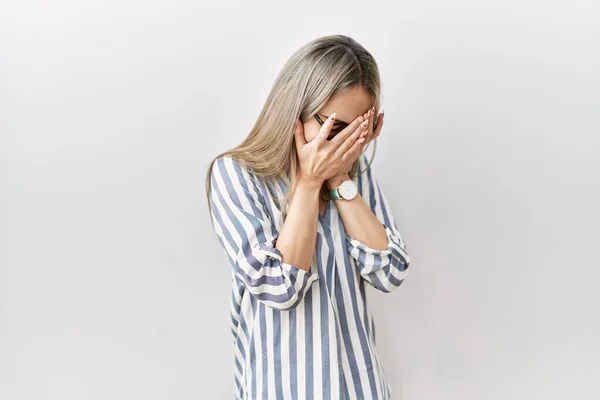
xmin=1 ymin=1 xmax=599 ymax=399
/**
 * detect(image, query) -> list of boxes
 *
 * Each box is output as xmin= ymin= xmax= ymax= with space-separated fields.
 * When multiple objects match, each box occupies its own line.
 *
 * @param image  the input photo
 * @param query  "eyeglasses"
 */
xmin=313 ymin=114 xmax=348 ymax=139
xmin=313 ymin=112 xmax=378 ymax=140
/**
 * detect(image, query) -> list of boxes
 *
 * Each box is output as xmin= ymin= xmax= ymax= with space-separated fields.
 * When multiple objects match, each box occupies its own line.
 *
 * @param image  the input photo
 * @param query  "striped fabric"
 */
xmin=208 ymin=153 xmax=411 ymax=399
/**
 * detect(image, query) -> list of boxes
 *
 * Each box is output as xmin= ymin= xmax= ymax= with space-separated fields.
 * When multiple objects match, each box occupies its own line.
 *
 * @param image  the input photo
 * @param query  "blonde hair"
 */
xmin=206 ymin=34 xmax=382 ymax=224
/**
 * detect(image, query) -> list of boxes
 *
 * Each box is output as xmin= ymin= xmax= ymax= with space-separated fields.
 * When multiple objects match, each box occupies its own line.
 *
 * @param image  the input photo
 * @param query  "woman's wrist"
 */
xmin=297 ymin=171 xmax=324 ymax=190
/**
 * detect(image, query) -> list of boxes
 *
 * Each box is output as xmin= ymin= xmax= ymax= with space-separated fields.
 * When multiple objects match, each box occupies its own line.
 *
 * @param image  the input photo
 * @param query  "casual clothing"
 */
xmin=208 ymin=153 xmax=411 ymax=399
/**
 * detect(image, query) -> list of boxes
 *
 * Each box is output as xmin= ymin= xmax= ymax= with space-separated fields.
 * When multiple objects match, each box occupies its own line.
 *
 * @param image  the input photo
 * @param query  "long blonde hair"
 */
xmin=206 ymin=34 xmax=382 ymax=224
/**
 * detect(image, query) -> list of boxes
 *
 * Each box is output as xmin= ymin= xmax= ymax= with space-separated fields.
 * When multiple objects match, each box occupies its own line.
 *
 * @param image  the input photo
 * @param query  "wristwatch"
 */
xmin=329 ymin=179 xmax=358 ymax=200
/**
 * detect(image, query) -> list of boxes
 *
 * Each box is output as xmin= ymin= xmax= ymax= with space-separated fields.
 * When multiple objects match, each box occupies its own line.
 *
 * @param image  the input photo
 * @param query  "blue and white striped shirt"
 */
xmin=208 ymin=152 xmax=411 ymax=399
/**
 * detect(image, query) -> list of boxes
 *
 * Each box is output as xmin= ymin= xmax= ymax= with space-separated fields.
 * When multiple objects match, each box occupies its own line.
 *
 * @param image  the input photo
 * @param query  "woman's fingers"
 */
xmin=329 ymin=115 xmax=364 ymax=149
xmin=360 ymin=108 xmax=383 ymax=152
xmin=341 ymin=131 xmax=366 ymax=164
xmin=334 ymin=117 xmax=369 ymax=159
xmin=315 ymin=112 xmax=337 ymax=147
xmin=311 ymin=108 xmax=382 ymax=177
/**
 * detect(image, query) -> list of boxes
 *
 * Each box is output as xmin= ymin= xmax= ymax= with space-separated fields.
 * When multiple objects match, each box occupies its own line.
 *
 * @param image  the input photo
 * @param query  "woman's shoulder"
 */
xmin=215 ymin=154 xmax=287 ymax=189
xmin=211 ymin=154 xmax=270 ymax=202
xmin=213 ymin=154 xmax=259 ymax=184
xmin=211 ymin=155 xmax=277 ymax=222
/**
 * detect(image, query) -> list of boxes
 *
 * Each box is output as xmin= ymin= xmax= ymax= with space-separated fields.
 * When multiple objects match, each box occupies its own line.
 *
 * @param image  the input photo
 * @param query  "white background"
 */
xmin=1 ymin=1 xmax=599 ymax=399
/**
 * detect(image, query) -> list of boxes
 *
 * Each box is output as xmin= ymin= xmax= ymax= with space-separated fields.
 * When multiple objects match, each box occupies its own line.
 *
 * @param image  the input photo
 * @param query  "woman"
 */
xmin=206 ymin=34 xmax=411 ymax=400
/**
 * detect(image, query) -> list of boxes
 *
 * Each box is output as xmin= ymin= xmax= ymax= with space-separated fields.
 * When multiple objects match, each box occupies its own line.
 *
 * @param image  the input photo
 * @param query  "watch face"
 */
xmin=339 ymin=180 xmax=358 ymax=200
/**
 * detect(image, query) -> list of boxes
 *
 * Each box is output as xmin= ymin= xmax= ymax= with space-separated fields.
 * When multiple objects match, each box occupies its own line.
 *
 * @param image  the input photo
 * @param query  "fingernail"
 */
xmin=358 ymin=138 xmax=365 ymax=144
xmin=330 ymin=112 xmax=336 ymax=121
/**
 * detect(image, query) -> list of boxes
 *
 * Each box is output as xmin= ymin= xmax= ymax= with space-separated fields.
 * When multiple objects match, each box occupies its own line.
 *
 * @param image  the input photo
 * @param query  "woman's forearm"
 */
xmin=274 ymin=175 xmax=322 ymax=272
xmin=327 ymin=173 xmax=389 ymax=251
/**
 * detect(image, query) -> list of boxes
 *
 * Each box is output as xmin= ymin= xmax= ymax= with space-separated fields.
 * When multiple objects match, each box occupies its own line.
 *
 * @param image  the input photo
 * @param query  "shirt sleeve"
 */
xmin=345 ymin=153 xmax=412 ymax=293
xmin=209 ymin=155 xmax=319 ymax=311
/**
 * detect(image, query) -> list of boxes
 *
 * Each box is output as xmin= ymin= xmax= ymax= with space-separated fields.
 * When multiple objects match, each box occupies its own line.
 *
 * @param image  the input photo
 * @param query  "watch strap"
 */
xmin=328 ymin=187 xmax=341 ymax=200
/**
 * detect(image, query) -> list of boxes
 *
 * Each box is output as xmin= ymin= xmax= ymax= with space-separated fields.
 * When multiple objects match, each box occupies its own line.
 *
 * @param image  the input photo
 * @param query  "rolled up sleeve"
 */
xmin=209 ymin=155 xmax=319 ymax=310
xmin=345 ymin=154 xmax=411 ymax=293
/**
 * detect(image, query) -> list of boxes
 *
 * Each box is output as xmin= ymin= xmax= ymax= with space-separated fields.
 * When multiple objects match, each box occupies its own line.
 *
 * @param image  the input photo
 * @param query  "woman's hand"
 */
xmin=361 ymin=107 xmax=384 ymax=152
xmin=342 ymin=107 xmax=385 ymax=171
xmin=326 ymin=107 xmax=385 ymax=186
xmin=294 ymin=112 xmax=369 ymax=188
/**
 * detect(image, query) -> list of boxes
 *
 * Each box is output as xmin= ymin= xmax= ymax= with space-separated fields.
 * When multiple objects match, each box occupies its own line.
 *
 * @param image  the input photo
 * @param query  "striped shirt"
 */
xmin=208 ymin=152 xmax=411 ymax=399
